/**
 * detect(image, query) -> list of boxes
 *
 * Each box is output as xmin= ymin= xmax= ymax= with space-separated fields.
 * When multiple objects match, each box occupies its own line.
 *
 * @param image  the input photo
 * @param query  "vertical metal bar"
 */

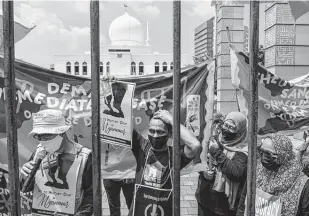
xmin=247 ymin=1 xmax=260 ymax=215
xmin=90 ymin=1 xmax=101 ymax=216
xmin=172 ymin=1 xmax=181 ymax=216
xmin=3 ymin=1 xmax=21 ymax=215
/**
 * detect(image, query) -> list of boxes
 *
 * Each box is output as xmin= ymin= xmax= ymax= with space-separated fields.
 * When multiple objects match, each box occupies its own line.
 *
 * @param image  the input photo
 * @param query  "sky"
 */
xmin=3 ymin=1 xmax=265 ymax=69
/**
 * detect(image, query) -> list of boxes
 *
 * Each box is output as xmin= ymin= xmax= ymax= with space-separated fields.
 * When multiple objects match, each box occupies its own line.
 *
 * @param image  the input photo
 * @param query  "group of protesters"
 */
xmin=18 ymin=77 xmax=309 ymax=216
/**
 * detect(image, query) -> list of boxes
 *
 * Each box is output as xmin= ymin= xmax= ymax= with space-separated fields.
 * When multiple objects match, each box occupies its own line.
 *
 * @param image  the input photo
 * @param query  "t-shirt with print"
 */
xmin=131 ymin=129 xmax=193 ymax=189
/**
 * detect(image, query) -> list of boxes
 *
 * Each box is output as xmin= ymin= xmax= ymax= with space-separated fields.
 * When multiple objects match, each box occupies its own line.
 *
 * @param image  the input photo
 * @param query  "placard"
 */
xmin=32 ymin=156 xmax=82 ymax=215
xmin=100 ymin=81 xmax=136 ymax=148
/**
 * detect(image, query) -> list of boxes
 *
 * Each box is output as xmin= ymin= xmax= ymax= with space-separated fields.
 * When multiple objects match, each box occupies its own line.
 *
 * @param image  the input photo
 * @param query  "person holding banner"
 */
xmin=20 ymin=109 xmax=93 ymax=216
xmin=128 ymin=109 xmax=201 ymax=216
xmin=196 ymin=112 xmax=248 ymax=216
xmin=238 ymin=133 xmax=309 ymax=216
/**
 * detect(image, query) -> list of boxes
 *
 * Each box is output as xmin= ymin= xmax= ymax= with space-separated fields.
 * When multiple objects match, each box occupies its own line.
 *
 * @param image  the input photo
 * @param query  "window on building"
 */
xmin=131 ymin=62 xmax=136 ymax=75
xmin=170 ymin=62 xmax=173 ymax=70
xmin=163 ymin=62 xmax=168 ymax=72
xmin=74 ymin=62 xmax=79 ymax=75
xmin=100 ymin=62 xmax=103 ymax=75
xmin=139 ymin=62 xmax=144 ymax=75
xmin=66 ymin=62 xmax=71 ymax=74
xmin=82 ymin=62 xmax=87 ymax=75
xmin=106 ymin=62 xmax=110 ymax=75
xmin=154 ymin=62 xmax=159 ymax=73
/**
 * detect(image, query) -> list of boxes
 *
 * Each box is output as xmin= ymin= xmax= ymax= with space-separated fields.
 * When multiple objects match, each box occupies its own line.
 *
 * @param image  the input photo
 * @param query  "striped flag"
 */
xmin=0 ymin=14 xmax=35 ymax=53
xmin=288 ymin=1 xmax=309 ymax=21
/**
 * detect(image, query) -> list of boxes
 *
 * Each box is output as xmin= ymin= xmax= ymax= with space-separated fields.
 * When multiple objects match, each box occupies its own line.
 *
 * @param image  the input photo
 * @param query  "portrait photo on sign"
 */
xmin=100 ymin=81 xmax=136 ymax=148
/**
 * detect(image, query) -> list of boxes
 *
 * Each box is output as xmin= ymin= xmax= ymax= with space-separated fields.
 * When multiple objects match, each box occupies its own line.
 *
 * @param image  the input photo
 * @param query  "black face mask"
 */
xmin=222 ymin=129 xmax=237 ymax=141
xmin=148 ymin=135 xmax=168 ymax=150
xmin=261 ymin=153 xmax=281 ymax=171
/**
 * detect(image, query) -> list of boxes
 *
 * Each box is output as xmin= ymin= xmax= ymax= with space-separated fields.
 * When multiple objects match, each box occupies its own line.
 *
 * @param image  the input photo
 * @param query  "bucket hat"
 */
xmin=29 ymin=109 xmax=71 ymax=137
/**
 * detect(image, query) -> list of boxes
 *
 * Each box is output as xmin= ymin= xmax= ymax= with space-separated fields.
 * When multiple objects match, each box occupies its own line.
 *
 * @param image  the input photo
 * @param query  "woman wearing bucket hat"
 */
xmin=20 ymin=109 xmax=93 ymax=216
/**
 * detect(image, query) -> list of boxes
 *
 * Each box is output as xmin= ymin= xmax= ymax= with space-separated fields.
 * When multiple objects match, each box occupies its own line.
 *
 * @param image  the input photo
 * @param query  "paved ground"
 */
xmin=102 ymin=172 xmax=200 ymax=216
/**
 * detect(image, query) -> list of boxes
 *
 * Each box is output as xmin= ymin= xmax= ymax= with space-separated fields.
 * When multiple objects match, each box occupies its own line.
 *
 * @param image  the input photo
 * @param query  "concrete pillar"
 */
xmin=215 ymin=2 xmax=245 ymax=114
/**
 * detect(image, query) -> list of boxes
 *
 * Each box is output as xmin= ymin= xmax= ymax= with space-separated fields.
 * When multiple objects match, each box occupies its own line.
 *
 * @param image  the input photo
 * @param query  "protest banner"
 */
xmin=244 ymin=188 xmax=282 ymax=216
xmin=0 ymin=57 xmax=213 ymax=212
xmin=100 ymin=81 xmax=135 ymax=148
xmin=230 ymin=44 xmax=309 ymax=136
xmin=0 ymin=164 xmax=32 ymax=215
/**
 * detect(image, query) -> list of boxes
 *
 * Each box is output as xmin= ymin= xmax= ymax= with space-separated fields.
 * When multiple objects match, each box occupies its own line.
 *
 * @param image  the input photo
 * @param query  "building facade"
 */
xmin=264 ymin=2 xmax=309 ymax=80
xmin=194 ymin=17 xmax=214 ymax=60
xmin=52 ymin=11 xmax=189 ymax=77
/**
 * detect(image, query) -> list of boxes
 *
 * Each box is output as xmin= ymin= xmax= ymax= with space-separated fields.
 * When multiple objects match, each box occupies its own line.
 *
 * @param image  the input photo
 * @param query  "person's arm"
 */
xmin=180 ymin=125 xmax=201 ymax=158
xmin=297 ymin=180 xmax=309 ymax=216
xmin=131 ymin=129 xmax=145 ymax=159
xmin=153 ymin=110 xmax=201 ymax=159
xmin=209 ymin=145 xmax=247 ymax=182
xmin=75 ymin=153 xmax=93 ymax=216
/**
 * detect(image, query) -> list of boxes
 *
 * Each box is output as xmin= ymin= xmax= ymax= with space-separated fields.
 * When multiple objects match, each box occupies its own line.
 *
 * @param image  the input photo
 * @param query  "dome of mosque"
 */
xmin=108 ymin=12 xmax=145 ymax=46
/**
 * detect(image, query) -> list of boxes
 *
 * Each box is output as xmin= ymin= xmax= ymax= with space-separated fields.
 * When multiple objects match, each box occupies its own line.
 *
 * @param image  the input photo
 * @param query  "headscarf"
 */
xmin=219 ymin=111 xmax=248 ymax=154
xmin=256 ymin=133 xmax=308 ymax=216
xmin=213 ymin=111 xmax=248 ymax=210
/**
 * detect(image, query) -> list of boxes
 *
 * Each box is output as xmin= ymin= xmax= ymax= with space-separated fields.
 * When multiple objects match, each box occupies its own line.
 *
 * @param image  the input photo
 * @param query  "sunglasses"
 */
xmin=34 ymin=134 xmax=58 ymax=141
xmin=222 ymin=120 xmax=237 ymax=133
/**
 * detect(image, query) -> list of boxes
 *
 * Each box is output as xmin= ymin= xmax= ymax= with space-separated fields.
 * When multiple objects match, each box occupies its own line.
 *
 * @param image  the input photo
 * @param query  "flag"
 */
xmin=0 ymin=14 xmax=35 ymax=52
xmin=288 ymin=1 xmax=309 ymax=21
xmin=230 ymin=44 xmax=309 ymax=136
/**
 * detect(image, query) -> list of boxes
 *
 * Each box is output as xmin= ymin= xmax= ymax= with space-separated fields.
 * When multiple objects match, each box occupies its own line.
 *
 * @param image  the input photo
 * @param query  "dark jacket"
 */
xmin=196 ymin=146 xmax=247 ymax=215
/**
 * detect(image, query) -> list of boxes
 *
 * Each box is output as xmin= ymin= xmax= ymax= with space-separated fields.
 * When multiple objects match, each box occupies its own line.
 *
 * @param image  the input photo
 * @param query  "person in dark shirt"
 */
xmin=237 ymin=133 xmax=309 ymax=216
xmin=196 ymin=111 xmax=248 ymax=216
xmin=128 ymin=109 xmax=201 ymax=216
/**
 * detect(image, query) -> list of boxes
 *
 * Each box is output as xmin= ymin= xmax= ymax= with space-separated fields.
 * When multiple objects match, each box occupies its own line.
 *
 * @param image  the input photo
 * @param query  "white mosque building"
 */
xmin=51 ymin=10 xmax=189 ymax=77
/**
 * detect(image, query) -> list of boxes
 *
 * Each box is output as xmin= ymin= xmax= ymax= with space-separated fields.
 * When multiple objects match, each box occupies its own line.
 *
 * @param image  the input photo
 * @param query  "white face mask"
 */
xmin=40 ymin=135 xmax=63 ymax=153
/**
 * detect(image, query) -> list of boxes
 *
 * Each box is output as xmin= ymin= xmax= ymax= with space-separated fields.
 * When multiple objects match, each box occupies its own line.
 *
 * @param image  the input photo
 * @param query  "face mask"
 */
xmin=148 ymin=135 xmax=168 ymax=150
xmin=222 ymin=129 xmax=237 ymax=141
xmin=261 ymin=153 xmax=281 ymax=171
xmin=40 ymin=135 xmax=63 ymax=153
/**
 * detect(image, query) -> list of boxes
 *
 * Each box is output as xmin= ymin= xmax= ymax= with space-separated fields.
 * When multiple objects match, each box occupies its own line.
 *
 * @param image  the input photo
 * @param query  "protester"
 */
xmin=128 ymin=109 xmax=201 ymax=216
xmin=196 ymin=111 xmax=248 ymax=216
xmin=237 ymin=133 xmax=309 ymax=216
xmin=20 ymin=109 xmax=93 ymax=216
xmin=101 ymin=76 xmax=200 ymax=215
xmin=103 ymin=174 xmax=135 ymax=216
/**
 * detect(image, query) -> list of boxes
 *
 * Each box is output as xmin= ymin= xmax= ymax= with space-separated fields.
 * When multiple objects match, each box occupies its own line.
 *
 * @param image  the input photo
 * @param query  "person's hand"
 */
xmin=202 ymin=164 xmax=215 ymax=180
xmin=20 ymin=161 xmax=35 ymax=180
xmin=153 ymin=110 xmax=173 ymax=125
xmin=209 ymin=139 xmax=219 ymax=149
xmin=202 ymin=170 xmax=215 ymax=180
